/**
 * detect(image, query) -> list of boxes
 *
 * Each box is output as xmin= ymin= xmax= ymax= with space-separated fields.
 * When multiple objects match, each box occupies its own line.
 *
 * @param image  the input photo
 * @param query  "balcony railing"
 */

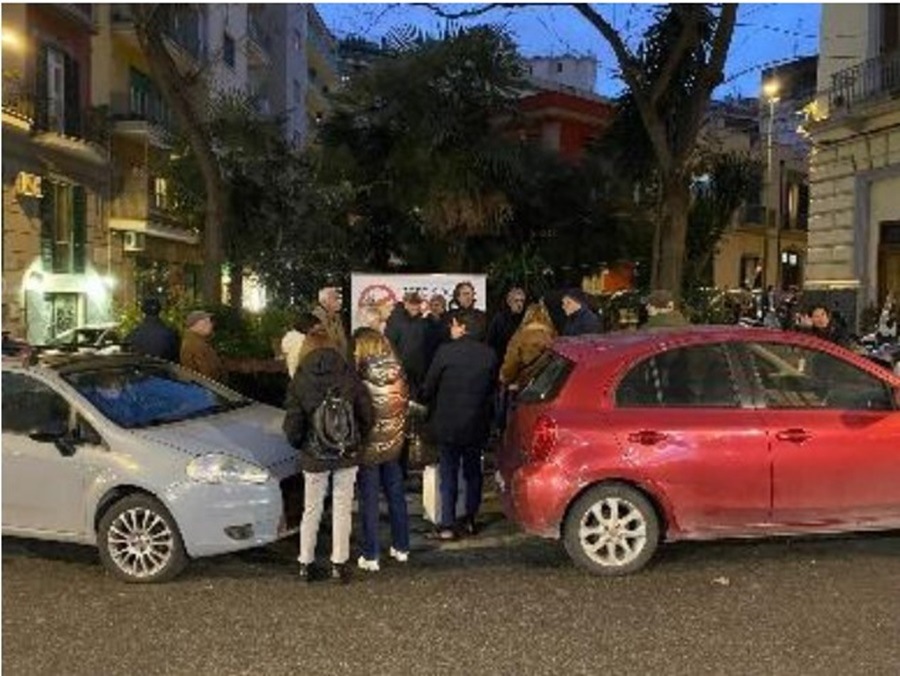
xmin=3 ymin=77 xmax=109 ymax=146
xmin=829 ymin=50 xmax=900 ymax=112
xmin=110 ymin=91 xmax=173 ymax=131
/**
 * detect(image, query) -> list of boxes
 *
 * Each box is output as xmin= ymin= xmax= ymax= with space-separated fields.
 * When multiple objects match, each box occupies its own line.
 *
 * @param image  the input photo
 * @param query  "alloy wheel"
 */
xmin=105 ymin=506 xmax=175 ymax=579
xmin=578 ymin=496 xmax=648 ymax=568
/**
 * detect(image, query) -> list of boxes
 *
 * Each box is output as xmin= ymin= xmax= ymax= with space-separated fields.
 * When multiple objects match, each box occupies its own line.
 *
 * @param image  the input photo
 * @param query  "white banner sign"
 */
xmin=350 ymin=273 xmax=488 ymax=330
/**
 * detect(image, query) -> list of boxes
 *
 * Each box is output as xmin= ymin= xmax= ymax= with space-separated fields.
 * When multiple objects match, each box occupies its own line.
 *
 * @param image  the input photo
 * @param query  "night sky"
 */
xmin=317 ymin=3 xmax=821 ymax=99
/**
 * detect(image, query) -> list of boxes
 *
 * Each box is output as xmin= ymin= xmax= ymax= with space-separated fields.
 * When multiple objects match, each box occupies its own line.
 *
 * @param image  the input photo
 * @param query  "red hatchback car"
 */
xmin=497 ymin=326 xmax=900 ymax=575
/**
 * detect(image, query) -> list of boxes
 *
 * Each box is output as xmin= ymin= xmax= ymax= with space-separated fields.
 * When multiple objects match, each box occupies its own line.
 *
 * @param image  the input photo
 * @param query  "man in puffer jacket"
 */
xmin=351 ymin=327 xmax=411 ymax=573
xmin=283 ymin=318 xmax=373 ymax=583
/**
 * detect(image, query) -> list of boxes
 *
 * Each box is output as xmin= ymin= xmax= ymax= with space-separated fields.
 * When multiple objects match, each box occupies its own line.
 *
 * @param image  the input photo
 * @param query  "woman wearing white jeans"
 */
xmin=299 ymin=467 xmax=358 ymax=571
xmin=282 ymin=320 xmax=374 ymax=583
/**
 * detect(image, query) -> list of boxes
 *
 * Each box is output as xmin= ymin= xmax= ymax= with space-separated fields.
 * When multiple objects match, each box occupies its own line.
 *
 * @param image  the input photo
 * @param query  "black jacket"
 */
xmin=486 ymin=308 xmax=524 ymax=359
xmin=283 ymin=347 xmax=374 ymax=473
xmin=563 ymin=307 xmax=602 ymax=336
xmin=421 ymin=336 xmax=497 ymax=448
xmin=125 ymin=317 xmax=180 ymax=362
xmin=384 ymin=303 xmax=429 ymax=397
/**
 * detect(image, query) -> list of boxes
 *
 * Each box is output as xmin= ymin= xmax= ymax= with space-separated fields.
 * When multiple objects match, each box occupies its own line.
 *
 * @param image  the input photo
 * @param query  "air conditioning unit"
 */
xmin=123 ymin=231 xmax=146 ymax=253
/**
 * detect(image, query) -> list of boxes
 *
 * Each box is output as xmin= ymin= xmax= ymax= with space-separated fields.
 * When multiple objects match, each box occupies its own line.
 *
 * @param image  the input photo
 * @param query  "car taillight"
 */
xmin=528 ymin=415 xmax=558 ymax=462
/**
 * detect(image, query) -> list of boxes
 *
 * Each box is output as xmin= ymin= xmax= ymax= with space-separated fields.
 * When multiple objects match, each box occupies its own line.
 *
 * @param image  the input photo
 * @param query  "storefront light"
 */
xmin=86 ymin=274 xmax=108 ymax=300
xmin=24 ymin=271 xmax=45 ymax=293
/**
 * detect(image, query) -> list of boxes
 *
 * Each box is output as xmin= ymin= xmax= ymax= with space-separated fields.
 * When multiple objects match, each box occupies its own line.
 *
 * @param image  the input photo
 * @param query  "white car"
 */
xmin=1 ymin=352 xmax=301 ymax=582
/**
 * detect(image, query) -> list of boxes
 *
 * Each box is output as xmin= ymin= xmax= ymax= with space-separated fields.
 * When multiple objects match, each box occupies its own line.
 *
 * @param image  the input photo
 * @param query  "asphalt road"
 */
xmin=3 ymin=513 xmax=899 ymax=676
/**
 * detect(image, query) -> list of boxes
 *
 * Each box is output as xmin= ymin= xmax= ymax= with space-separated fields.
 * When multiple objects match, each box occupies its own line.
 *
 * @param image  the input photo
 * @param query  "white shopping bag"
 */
xmin=422 ymin=462 xmax=475 ymax=525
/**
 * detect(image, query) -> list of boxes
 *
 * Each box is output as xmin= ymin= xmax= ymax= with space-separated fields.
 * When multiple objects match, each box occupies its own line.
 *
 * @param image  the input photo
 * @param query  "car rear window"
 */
xmin=517 ymin=352 xmax=573 ymax=404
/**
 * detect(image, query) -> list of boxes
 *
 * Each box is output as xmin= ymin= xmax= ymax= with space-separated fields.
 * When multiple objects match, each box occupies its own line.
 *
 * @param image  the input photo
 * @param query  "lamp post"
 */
xmin=763 ymin=79 xmax=780 ymax=290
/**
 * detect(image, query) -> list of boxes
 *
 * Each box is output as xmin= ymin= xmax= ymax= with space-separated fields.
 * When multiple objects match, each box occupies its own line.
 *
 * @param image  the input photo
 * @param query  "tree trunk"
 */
xmin=656 ymin=175 xmax=691 ymax=298
xmin=228 ymin=261 xmax=243 ymax=310
xmin=133 ymin=5 xmax=225 ymax=304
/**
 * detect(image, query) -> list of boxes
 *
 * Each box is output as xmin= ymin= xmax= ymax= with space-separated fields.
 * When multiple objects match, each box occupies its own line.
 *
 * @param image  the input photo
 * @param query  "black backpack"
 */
xmin=309 ymin=387 xmax=359 ymax=459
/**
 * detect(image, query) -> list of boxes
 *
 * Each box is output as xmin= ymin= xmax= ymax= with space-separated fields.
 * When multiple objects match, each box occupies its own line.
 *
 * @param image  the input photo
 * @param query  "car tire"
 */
xmin=97 ymin=494 xmax=188 ymax=583
xmin=563 ymin=483 xmax=660 ymax=576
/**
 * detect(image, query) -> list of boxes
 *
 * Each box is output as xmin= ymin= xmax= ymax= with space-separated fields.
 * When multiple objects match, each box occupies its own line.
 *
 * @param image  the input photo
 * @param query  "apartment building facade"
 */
xmin=805 ymin=3 xmax=900 ymax=324
xmin=2 ymin=3 xmax=113 ymax=343
xmin=710 ymin=56 xmax=816 ymax=293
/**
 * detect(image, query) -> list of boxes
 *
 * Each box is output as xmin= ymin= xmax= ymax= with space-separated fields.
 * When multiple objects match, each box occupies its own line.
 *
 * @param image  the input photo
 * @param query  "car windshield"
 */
xmin=64 ymin=363 xmax=251 ymax=429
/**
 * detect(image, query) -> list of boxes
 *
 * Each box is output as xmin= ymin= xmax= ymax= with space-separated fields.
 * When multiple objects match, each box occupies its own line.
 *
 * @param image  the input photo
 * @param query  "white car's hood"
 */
xmin=132 ymin=403 xmax=297 ymax=470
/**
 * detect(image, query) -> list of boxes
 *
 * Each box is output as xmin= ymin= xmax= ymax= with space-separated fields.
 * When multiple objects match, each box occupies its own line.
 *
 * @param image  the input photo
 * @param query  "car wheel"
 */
xmin=97 ymin=494 xmax=188 ymax=583
xmin=563 ymin=483 xmax=660 ymax=576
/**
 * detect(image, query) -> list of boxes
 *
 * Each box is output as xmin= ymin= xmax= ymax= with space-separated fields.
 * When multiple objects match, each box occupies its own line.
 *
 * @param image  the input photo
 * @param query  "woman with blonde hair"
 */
xmin=499 ymin=301 xmax=557 ymax=390
xmin=352 ymin=327 xmax=411 ymax=572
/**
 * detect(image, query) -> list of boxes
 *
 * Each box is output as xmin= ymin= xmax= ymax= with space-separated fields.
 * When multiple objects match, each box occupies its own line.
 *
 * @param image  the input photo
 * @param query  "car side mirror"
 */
xmin=894 ymin=387 xmax=900 ymax=410
xmin=28 ymin=421 xmax=77 ymax=457
xmin=28 ymin=420 xmax=68 ymax=443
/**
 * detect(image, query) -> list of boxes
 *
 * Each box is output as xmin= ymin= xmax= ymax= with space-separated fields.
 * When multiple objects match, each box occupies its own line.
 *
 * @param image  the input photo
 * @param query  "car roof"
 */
xmin=552 ymin=325 xmax=900 ymax=383
xmin=4 ymin=351 xmax=164 ymax=375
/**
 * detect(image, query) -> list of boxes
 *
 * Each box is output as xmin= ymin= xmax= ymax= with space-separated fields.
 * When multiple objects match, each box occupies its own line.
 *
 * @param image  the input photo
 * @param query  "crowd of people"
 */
xmin=115 ymin=280 xmax=897 ymax=584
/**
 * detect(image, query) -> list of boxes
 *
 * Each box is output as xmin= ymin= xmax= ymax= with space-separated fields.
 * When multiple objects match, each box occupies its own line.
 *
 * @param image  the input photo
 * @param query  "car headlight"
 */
xmin=186 ymin=454 xmax=271 ymax=485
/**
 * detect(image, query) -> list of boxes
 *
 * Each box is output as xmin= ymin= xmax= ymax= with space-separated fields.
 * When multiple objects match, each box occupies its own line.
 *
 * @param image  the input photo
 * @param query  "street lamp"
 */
xmin=763 ymin=78 xmax=780 ymax=290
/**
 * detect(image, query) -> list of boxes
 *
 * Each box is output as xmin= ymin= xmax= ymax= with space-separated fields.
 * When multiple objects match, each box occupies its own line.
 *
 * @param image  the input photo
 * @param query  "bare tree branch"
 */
xmin=420 ymin=3 xmax=518 ymax=20
xmin=571 ymin=4 xmax=640 ymax=83
xmin=648 ymin=6 xmax=701 ymax=106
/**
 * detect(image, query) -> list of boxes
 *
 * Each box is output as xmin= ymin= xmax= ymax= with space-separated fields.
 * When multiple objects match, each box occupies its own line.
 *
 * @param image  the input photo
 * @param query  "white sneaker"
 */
xmin=389 ymin=547 xmax=409 ymax=563
xmin=357 ymin=556 xmax=380 ymax=572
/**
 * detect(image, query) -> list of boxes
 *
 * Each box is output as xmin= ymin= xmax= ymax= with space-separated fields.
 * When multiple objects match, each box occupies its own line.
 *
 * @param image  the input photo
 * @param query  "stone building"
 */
xmin=805 ymin=4 xmax=900 ymax=325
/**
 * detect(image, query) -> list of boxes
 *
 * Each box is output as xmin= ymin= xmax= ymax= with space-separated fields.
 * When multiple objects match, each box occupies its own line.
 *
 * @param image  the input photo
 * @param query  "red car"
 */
xmin=497 ymin=326 xmax=900 ymax=575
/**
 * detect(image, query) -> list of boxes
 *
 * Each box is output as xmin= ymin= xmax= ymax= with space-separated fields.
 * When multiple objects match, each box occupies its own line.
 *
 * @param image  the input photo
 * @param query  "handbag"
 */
xmin=406 ymin=401 xmax=438 ymax=469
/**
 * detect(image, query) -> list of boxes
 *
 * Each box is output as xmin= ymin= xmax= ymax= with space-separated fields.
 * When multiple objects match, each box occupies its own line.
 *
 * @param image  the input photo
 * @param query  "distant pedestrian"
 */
xmin=125 ymin=297 xmax=179 ymax=362
xmin=486 ymin=286 xmax=527 ymax=359
xmin=352 ymin=327 xmax=411 ymax=573
xmin=643 ymin=289 xmax=689 ymax=329
xmin=281 ymin=317 xmax=306 ymax=379
xmin=384 ymin=291 xmax=429 ymax=399
xmin=312 ymin=286 xmax=349 ymax=358
xmin=180 ymin=310 xmax=227 ymax=383
xmin=796 ymin=304 xmax=848 ymax=346
xmin=561 ymin=288 xmax=602 ymax=336
xmin=421 ymin=312 xmax=498 ymax=540
xmin=283 ymin=322 xmax=374 ymax=584
xmin=500 ymin=301 xmax=557 ymax=390
xmin=425 ymin=293 xmax=448 ymax=367
xmin=444 ymin=281 xmax=487 ymax=341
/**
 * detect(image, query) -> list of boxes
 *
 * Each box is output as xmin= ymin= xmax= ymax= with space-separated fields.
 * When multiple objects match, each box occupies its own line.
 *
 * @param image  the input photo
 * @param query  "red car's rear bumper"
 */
xmin=499 ymin=461 xmax=573 ymax=539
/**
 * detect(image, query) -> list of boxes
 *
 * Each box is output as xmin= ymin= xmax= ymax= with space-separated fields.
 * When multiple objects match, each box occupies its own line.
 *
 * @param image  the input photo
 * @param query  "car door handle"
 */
xmin=775 ymin=428 xmax=812 ymax=443
xmin=628 ymin=430 xmax=667 ymax=445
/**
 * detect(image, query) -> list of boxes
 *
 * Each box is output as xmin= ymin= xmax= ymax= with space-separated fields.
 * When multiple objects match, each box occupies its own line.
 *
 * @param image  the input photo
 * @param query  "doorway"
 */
xmin=878 ymin=221 xmax=900 ymax=302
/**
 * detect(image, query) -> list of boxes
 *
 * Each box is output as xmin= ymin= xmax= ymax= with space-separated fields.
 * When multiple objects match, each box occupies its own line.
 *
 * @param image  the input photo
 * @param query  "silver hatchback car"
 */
xmin=2 ymin=352 xmax=301 ymax=582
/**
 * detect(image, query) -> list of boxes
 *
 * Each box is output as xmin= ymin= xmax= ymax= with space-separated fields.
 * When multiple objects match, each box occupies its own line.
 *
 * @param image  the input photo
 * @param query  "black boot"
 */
xmin=331 ymin=562 xmax=351 ymax=585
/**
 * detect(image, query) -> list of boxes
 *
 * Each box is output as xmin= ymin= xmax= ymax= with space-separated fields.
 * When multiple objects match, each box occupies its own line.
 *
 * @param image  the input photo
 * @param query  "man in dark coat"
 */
xmin=384 ymin=291 xmax=429 ymax=398
xmin=421 ymin=312 xmax=498 ymax=540
xmin=125 ymin=297 xmax=179 ymax=362
xmin=486 ymin=286 xmax=526 ymax=360
xmin=283 ymin=324 xmax=374 ymax=583
xmin=561 ymin=288 xmax=602 ymax=336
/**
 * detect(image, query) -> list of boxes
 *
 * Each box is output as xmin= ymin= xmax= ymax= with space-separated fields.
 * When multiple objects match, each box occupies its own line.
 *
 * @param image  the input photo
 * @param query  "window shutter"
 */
xmin=35 ymin=44 xmax=49 ymax=131
xmin=40 ymin=181 xmax=56 ymax=271
xmin=64 ymin=54 xmax=81 ymax=137
xmin=72 ymin=186 xmax=87 ymax=273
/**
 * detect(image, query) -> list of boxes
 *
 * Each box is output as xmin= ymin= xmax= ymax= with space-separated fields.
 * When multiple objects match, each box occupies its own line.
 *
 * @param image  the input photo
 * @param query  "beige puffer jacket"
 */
xmin=358 ymin=354 xmax=409 ymax=465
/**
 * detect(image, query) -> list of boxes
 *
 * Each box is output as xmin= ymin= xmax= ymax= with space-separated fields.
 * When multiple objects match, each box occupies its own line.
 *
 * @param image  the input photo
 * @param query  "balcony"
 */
xmin=109 ymin=91 xmax=173 ymax=146
xmin=828 ymin=50 xmax=900 ymax=114
xmin=2 ymin=76 xmax=109 ymax=161
xmin=109 ymin=178 xmax=198 ymax=245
